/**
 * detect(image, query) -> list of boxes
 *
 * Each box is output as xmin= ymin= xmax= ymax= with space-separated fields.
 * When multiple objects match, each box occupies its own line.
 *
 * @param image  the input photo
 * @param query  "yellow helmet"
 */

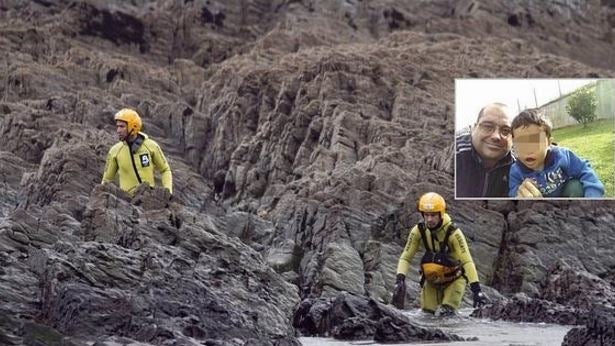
xmin=417 ymin=192 xmax=446 ymax=215
xmin=114 ymin=108 xmax=142 ymax=134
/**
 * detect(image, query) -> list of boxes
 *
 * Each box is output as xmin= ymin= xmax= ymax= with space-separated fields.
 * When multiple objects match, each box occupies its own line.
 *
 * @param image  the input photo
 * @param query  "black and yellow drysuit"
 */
xmin=396 ymin=213 xmax=480 ymax=312
xmin=102 ymin=132 xmax=172 ymax=194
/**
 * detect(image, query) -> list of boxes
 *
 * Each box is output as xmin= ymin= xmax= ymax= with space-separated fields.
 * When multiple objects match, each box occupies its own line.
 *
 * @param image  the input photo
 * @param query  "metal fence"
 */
xmin=540 ymin=79 xmax=615 ymax=129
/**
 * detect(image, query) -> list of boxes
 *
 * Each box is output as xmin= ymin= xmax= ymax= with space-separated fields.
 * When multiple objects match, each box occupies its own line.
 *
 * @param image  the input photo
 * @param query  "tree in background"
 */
xmin=566 ymin=85 xmax=597 ymax=127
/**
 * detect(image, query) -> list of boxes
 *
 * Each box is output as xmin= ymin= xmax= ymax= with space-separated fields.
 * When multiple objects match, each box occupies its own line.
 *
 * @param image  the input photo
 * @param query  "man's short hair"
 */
xmin=511 ymin=108 xmax=552 ymax=138
xmin=476 ymin=103 xmax=510 ymax=123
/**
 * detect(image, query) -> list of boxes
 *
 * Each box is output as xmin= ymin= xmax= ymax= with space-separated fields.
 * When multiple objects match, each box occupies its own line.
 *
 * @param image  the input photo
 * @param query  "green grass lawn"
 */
xmin=552 ymin=118 xmax=615 ymax=197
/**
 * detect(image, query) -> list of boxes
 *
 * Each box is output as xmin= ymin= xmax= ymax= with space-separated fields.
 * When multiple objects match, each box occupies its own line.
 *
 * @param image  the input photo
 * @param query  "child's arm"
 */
xmin=508 ymin=164 xmax=523 ymax=197
xmin=566 ymin=149 xmax=604 ymax=197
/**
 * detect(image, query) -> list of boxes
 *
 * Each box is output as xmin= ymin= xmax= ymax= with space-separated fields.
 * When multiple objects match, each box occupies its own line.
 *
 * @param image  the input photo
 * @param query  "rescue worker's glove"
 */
xmin=470 ymin=282 xmax=489 ymax=308
xmin=391 ymin=273 xmax=406 ymax=309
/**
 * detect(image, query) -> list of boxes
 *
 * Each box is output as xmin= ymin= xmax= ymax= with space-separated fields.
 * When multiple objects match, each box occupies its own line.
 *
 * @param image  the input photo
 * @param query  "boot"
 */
xmin=435 ymin=304 xmax=456 ymax=317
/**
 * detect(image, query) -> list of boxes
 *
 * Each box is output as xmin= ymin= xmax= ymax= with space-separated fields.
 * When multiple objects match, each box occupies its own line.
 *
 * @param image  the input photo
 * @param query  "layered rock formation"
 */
xmin=1 ymin=183 xmax=300 ymax=345
xmin=293 ymin=293 xmax=468 ymax=342
xmin=562 ymin=305 xmax=615 ymax=346
xmin=1 ymin=0 xmax=615 ymax=344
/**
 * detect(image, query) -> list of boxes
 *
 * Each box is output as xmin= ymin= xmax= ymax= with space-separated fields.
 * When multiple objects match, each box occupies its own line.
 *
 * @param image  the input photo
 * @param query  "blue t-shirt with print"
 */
xmin=508 ymin=146 xmax=604 ymax=197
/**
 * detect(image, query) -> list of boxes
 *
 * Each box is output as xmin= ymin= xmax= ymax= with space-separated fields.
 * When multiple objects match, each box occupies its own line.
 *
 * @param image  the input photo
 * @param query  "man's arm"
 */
xmin=455 ymin=134 xmax=473 ymax=198
xmin=451 ymin=227 xmax=489 ymax=308
xmin=392 ymin=225 xmax=420 ymax=309
xmin=151 ymin=142 xmax=173 ymax=194
xmin=396 ymin=226 xmax=420 ymax=276
xmin=450 ymin=228 xmax=479 ymax=283
xmin=566 ymin=149 xmax=604 ymax=197
xmin=101 ymin=149 xmax=118 ymax=184
xmin=508 ymin=164 xmax=523 ymax=197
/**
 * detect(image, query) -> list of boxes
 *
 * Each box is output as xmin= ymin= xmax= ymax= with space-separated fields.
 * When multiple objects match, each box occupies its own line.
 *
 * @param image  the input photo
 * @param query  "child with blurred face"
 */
xmin=508 ymin=109 xmax=604 ymax=198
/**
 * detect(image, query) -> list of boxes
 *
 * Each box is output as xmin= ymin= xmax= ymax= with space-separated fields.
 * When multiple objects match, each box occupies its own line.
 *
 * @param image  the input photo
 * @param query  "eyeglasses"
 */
xmin=476 ymin=122 xmax=512 ymax=137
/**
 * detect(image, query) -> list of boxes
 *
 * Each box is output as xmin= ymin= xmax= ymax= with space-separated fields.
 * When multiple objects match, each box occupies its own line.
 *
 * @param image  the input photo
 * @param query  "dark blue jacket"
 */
xmin=508 ymin=146 xmax=604 ymax=197
xmin=456 ymin=134 xmax=514 ymax=198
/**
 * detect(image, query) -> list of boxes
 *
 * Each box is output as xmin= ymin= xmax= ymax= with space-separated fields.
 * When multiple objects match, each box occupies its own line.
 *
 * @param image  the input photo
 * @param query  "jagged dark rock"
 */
xmin=562 ymin=305 xmax=615 ymax=346
xmin=542 ymin=260 xmax=615 ymax=311
xmin=1 ymin=185 xmax=300 ymax=345
xmin=470 ymin=292 xmax=587 ymax=325
xmin=492 ymin=202 xmax=615 ymax=298
xmin=472 ymin=258 xmax=615 ymax=325
xmin=293 ymin=292 xmax=468 ymax=342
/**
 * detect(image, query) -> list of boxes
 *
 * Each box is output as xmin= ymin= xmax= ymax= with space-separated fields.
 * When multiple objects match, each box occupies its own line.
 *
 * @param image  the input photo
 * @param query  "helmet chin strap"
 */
xmin=125 ymin=130 xmax=138 ymax=143
xmin=427 ymin=219 xmax=443 ymax=230
xmin=421 ymin=212 xmax=444 ymax=230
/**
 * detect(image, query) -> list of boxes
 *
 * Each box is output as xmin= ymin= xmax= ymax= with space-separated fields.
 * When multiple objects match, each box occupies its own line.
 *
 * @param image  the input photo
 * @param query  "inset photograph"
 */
xmin=455 ymin=79 xmax=615 ymax=199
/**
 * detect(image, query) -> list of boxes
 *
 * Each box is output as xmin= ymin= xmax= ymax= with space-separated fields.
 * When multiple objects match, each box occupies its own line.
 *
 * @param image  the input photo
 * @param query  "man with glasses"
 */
xmin=456 ymin=103 xmax=514 ymax=197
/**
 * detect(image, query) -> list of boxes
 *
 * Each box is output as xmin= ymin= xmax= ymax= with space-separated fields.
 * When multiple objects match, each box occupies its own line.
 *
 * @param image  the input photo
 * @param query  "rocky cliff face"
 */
xmin=1 ymin=0 xmax=615 ymax=344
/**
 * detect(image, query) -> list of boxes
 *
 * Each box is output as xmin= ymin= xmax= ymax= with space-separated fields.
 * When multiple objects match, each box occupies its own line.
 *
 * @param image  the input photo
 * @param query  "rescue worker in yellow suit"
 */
xmin=392 ymin=192 xmax=488 ymax=316
xmin=102 ymin=108 xmax=173 ymax=194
